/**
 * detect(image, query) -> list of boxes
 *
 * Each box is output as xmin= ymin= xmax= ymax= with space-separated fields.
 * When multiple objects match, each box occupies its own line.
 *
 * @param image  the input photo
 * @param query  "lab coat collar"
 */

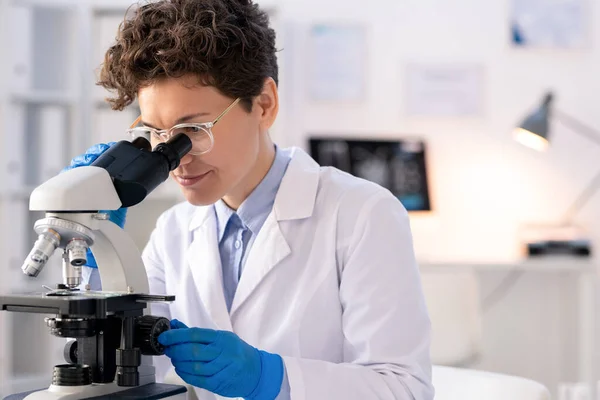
xmin=188 ymin=205 xmax=213 ymax=232
xmin=187 ymin=147 xmax=320 ymax=231
xmin=273 ymin=147 xmax=320 ymax=221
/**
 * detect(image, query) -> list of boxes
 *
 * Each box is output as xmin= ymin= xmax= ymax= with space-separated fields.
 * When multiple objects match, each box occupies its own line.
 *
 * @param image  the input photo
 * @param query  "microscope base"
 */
xmin=4 ymin=383 xmax=187 ymax=400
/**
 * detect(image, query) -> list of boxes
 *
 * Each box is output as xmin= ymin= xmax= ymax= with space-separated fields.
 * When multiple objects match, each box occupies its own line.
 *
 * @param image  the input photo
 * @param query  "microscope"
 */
xmin=0 ymin=134 xmax=191 ymax=400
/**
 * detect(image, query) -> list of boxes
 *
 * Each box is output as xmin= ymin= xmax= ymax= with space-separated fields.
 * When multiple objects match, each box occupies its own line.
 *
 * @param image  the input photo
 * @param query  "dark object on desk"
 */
xmin=309 ymin=137 xmax=431 ymax=211
xmin=520 ymin=224 xmax=592 ymax=257
xmin=527 ymin=240 xmax=591 ymax=257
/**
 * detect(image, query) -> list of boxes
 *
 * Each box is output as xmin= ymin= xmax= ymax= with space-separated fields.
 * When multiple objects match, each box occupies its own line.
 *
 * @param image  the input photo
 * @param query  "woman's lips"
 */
xmin=174 ymin=172 xmax=210 ymax=187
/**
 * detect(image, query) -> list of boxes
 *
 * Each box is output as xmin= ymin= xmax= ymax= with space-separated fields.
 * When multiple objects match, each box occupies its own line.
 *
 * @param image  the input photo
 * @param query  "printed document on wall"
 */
xmin=307 ymin=24 xmax=367 ymax=102
xmin=510 ymin=0 xmax=588 ymax=48
xmin=404 ymin=64 xmax=484 ymax=117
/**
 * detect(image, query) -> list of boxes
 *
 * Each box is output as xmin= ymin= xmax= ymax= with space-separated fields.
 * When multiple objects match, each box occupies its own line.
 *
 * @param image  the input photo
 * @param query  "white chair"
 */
xmin=421 ymin=268 xmax=482 ymax=366
xmin=432 ymin=365 xmax=551 ymax=400
xmin=166 ymin=364 xmax=551 ymax=400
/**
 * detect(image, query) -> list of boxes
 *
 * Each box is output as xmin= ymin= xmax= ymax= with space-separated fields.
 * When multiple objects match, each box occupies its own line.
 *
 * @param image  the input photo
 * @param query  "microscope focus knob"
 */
xmin=52 ymin=364 xmax=92 ymax=386
xmin=134 ymin=315 xmax=170 ymax=355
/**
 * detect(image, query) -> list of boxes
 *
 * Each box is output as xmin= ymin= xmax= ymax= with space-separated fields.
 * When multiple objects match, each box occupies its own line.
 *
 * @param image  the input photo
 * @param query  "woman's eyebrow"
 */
xmin=141 ymin=112 xmax=211 ymax=129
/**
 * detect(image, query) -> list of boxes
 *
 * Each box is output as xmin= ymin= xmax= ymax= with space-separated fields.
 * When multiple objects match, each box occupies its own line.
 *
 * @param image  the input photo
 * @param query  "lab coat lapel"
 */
xmin=229 ymin=148 xmax=321 ymax=317
xmin=186 ymin=207 xmax=233 ymax=332
xmin=229 ymin=212 xmax=291 ymax=316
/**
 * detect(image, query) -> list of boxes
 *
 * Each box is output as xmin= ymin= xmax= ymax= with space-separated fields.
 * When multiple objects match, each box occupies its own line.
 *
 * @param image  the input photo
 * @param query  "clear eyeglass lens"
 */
xmin=163 ymin=125 xmax=213 ymax=154
xmin=127 ymin=127 xmax=152 ymax=142
xmin=128 ymin=125 xmax=213 ymax=155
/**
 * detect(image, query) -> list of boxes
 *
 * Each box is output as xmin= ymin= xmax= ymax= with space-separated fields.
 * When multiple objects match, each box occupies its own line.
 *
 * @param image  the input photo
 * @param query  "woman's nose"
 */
xmin=178 ymin=152 xmax=194 ymax=166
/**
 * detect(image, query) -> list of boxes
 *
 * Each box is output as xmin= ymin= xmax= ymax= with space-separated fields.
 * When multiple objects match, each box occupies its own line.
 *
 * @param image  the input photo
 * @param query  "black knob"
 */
xmin=116 ymin=348 xmax=141 ymax=387
xmin=46 ymin=317 xmax=96 ymax=338
xmin=52 ymin=364 xmax=92 ymax=386
xmin=134 ymin=316 xmax=170 ymax=355
xmin=63 ymin=340 xmax=78 ymax=364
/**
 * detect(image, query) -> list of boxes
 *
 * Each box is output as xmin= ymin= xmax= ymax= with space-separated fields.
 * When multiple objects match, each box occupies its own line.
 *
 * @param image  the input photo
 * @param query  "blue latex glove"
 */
xmin=158 ymin=320 xmax=284 ymax=400
xmin=62 ymin=142 xmax=127 ymax=268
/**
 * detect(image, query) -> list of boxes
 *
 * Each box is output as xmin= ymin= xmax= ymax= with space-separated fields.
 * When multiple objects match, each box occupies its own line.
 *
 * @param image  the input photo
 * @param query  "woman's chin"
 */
xmin=181 ymin=187 xmax=221 ymax=206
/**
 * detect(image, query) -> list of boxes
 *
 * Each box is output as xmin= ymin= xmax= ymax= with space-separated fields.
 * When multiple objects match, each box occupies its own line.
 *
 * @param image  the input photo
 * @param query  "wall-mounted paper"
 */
xmin=307 ymin=24 xmax=367 ymax=102
xmin=404 ymin=64 xmax=484 ymax=117
xmin=510 ymin=0 xmax=588 ymax=49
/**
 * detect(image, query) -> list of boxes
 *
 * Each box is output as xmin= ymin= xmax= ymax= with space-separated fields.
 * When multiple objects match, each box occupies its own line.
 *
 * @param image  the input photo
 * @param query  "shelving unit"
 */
xmin=0 ymin=0 xmax=185 ymax=395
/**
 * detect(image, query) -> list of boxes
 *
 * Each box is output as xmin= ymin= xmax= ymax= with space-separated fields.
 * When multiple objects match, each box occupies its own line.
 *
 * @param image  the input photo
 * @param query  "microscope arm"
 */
xmin=90 ymin=219 xmax=149 ymax=293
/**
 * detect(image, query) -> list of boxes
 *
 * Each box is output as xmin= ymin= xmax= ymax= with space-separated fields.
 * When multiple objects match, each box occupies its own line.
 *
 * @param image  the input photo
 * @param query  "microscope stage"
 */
xmin=0 ymin=291 xmax=175 ymax=318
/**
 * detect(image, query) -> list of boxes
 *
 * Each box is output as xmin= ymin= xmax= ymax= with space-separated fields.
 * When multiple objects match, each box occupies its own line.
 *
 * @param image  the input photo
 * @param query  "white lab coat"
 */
xmin=143 ymin=147 xmax=434 ymax=400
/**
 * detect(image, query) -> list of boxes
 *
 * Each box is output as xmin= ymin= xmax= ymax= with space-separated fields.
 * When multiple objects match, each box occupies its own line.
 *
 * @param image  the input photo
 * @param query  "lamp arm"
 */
xmin=561 ymin=167 xmax=600 ymax=225
xmin=555 ymin=109 xmax=600 ymax=148
xmin=553 ymin=110 xmax=600 ymax=224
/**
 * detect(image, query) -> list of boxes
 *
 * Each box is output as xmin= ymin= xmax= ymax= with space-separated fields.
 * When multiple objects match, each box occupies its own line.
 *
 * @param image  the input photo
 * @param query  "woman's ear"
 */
xmin=256 ymin=77 xmax=279 ymax=132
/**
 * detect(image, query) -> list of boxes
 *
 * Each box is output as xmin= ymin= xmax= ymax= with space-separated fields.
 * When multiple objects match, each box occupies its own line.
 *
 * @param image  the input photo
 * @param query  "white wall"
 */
xmin=256 ymin=0 xmax=600 ymax=395
xmin=263 ymin=0 xmax=600 ymax=263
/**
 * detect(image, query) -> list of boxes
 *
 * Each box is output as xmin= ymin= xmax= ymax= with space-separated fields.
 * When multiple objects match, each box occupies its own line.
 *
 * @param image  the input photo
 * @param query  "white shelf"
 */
xmin=8 ymin=0 xmax=76 ymax=9
xmin=89 ymin=0 xmax=136 ymax=9
xmin=10 ymin=0 xmax=133 ymax=10
xmin=10 ymin=90 xmax=77 ymax=105
xmin=420 ymin=257 xmax=595 ymax=272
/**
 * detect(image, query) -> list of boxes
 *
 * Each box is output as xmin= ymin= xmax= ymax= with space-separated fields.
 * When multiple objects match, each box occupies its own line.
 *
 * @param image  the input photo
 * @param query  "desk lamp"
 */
xmin=514 ymin=91 xmax=597 ymax=256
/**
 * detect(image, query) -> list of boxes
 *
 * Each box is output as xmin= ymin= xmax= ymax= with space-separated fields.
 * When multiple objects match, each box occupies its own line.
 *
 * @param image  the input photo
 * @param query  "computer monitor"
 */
xmin=308 ymin=137 xmax=431 ymax=211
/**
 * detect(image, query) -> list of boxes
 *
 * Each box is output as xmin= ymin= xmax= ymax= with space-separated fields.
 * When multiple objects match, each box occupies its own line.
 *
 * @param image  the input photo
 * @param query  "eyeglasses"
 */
xmin=126 ymin=97 xmax=241 ymax=155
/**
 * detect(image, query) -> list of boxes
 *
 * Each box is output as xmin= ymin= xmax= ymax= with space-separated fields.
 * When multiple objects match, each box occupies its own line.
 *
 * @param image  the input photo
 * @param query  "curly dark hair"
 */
xmin=97 ymin=0 xmax=278 ymax=112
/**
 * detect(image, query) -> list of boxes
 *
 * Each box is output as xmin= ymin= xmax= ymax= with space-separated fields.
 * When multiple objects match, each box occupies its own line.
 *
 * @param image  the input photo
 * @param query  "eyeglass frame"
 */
xmin=126 ymin=97 xmax=242 ymax=155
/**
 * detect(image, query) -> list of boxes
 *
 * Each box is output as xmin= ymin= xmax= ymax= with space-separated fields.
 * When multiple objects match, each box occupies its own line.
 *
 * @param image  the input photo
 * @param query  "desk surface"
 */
xmin=419 ymin=256 xmax=596 ymax=272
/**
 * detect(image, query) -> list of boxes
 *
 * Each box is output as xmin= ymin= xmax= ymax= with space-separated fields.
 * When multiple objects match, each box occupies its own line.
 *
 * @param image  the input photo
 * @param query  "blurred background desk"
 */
xmin=419 ymin=257 xmax=597 ymax=398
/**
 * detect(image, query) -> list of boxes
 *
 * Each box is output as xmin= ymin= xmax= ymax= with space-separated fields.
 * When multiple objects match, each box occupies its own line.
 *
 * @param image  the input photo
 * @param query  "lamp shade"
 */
xmin=513 ymin=92 xmax=553 ymax=151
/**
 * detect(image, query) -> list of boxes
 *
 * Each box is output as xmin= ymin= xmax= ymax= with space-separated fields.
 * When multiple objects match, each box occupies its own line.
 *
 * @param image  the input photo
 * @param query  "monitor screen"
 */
xmin=308 ymin=137 xmax=431 ymax=211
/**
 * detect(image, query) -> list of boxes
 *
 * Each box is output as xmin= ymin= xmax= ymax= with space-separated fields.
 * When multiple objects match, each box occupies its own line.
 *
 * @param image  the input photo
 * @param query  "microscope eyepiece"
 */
xmin=90 ymin=133 xmax=192 ymax=208
xmin=154 ymin=133 xmax=193 ymax=171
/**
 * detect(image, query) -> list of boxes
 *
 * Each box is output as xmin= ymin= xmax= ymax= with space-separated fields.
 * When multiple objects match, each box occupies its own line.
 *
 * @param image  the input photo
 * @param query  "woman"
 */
xmin=69 ymin=0 xmax=434 ymax=398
